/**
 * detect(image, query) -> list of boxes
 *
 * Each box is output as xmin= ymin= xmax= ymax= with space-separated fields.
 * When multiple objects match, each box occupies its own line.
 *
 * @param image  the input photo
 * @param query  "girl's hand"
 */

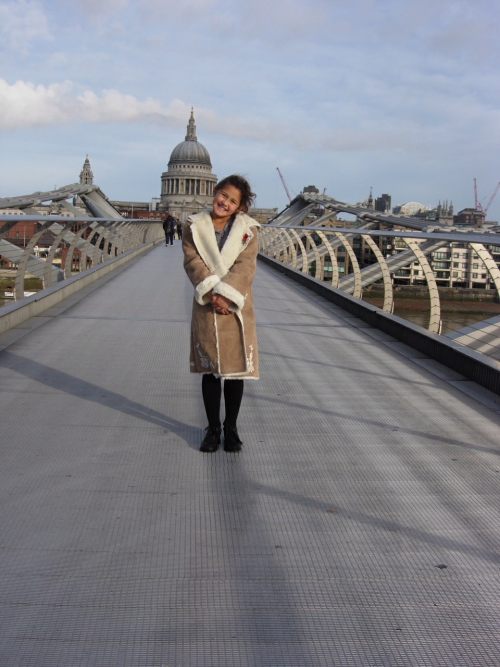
xmin=211 ymin=294 xmax=233 ymax=315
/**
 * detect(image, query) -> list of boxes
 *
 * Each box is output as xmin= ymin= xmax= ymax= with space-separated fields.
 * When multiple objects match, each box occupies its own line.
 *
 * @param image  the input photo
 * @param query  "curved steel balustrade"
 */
xmin=0 ymin=214 xmax=163 ymax=303
xmin=260 ymin=223 xmax=500 ymax=335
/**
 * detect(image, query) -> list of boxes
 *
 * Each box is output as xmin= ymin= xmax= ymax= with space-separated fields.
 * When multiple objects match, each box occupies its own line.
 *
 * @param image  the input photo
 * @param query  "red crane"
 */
xmin=473 ymin=178 xmax=500 ymax=215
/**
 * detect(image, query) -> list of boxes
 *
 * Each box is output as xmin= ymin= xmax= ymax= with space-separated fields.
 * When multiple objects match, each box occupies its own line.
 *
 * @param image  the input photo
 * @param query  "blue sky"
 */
xmin=1 ymin=0 xmax=500 ymax=219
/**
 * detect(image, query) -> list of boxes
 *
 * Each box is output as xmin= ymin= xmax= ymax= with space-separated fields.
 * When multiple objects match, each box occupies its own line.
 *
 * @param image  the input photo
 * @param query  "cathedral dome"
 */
xmin=168 ymin=109 xmax=212 ymax=168
xmin=169 ymin=140 xmax=211 ymax=166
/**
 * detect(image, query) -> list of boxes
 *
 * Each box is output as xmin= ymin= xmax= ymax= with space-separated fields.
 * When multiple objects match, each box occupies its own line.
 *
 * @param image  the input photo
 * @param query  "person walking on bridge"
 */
xmin=162 ymin=212 xmax=176 ymax=246
xmin=182 ymin=174 xmax=260 ymax=453
xmin=176 ymin=220 xmax=183 ymax=240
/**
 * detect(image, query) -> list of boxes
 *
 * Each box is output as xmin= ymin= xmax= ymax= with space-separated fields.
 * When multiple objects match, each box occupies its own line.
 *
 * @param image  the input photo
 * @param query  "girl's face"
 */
xmin=212 ymin=184 xmax=242 ymax=224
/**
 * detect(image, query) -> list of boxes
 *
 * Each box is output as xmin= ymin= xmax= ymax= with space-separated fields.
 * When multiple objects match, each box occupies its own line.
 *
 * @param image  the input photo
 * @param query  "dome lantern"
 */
xmin=168 ymin=109 xmax=212 ymax=168
xmin=185 ymin=107 xmax=197 ymax=141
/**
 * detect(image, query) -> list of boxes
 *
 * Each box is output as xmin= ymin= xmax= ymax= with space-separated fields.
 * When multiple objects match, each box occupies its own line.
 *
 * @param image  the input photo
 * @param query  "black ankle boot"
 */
xmin=223 ymin=424 xmax=243 ymax=452
xmin=200 ymin=425 xmax=221 ymax=453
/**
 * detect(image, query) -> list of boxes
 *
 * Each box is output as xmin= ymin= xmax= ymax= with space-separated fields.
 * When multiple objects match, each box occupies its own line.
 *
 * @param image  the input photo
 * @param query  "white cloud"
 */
xmin=0 ymin=0 xmax=51 ymax=51
xmin=0 ymin=80 xmax=70 ymax=128
xmin=0 ymin=79 xmax=309 ymax=147
xmin=0 ymin=80 xmax=187 ymax=129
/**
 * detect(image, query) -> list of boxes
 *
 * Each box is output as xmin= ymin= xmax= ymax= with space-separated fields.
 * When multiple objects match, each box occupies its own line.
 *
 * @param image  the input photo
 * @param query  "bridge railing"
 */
xmin=0 ymin=214 xmax=163 ymax=303
xmin=260 ymin=224 xmax=500 ymax=335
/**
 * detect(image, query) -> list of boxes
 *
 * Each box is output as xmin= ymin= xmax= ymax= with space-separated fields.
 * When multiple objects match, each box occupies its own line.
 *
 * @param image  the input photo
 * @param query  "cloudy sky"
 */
xmin=1 ymin=0 xmax=500 ymax=219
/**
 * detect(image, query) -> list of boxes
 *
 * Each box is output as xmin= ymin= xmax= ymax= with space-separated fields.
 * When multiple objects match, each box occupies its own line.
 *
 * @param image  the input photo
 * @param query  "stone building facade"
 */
xmin=160 ymin=110 xmax=217 ymax=221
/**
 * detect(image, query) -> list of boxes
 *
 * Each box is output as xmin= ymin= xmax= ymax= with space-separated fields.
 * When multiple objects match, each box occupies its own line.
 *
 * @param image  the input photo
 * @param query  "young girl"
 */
xmin=182 ymin=175 xmax=260 ymax=452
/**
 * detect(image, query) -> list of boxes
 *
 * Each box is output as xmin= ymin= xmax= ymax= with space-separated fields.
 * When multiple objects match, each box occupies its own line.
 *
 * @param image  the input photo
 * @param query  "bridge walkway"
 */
xmin=0 ymin=244 xmax=499 ymax=666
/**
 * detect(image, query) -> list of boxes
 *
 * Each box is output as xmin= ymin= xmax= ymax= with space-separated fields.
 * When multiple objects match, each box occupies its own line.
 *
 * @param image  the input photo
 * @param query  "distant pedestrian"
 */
xmin=162 ymin=213 xmax=176 ymax=246
xmin=176 ymin=220 xmax=183 ymax=240
xmin=182 ymin=174 xmax=260 ymax=453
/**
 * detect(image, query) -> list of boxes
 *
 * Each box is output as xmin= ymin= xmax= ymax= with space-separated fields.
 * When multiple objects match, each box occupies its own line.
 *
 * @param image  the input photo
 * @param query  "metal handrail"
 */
xmin=0 ymin=214 xmax=163 ymax=303
xmin=260 ymin=224 xmax=500 ymax=334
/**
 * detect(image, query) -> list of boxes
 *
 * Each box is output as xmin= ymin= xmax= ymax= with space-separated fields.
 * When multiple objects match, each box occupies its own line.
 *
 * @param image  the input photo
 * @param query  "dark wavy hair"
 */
xmin=214 ymin=174 xmax=255 ymax=213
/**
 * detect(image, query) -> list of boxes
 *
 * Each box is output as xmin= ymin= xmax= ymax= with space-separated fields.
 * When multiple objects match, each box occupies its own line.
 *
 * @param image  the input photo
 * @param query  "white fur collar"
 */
xmin=189 ymin=210 xmax=260 ymax=278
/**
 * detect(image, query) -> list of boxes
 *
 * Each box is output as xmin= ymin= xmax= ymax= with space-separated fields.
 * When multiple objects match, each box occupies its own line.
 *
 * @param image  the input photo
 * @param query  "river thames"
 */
xmin=365 ymin=295 xmax=500 ymax=334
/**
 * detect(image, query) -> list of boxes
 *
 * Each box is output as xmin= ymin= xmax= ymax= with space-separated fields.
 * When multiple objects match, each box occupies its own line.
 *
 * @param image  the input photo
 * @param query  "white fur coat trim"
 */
xmin=195 ymin=274 xmax=220 ymax=306
xmin=190 ymin=211 xmax=260 ymax=283
xmin=213 ymin=281 xmax=244 ymax=311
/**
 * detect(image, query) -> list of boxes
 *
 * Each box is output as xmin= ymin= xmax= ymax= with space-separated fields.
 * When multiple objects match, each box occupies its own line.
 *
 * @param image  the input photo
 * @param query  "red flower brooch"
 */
xmin=242 ymin=233 xmax=249 ymax=244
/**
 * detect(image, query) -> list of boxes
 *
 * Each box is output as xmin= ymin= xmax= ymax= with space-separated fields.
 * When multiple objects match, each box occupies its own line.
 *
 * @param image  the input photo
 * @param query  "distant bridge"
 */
xmin=0 ymin=182 xmax=123 ymax=219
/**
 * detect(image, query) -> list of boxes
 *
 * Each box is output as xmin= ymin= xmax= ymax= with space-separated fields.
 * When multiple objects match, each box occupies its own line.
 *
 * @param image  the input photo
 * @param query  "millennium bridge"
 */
xmin=0 ymin=186 xmax=499 ymax=666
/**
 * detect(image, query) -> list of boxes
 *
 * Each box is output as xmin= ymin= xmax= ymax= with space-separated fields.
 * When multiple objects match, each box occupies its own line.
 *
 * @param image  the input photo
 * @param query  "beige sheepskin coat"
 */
xmin=183 ymin=210 xmax=260 ymax=380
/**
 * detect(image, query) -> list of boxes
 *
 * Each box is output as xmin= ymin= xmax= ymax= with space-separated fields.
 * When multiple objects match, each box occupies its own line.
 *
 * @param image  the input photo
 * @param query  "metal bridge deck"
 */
xmin=0 ymin=244 xmax=499 ymax=666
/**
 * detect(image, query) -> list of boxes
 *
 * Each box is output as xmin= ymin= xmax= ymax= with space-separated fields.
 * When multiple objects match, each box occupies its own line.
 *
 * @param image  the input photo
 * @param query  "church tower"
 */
xmin=79 ymin=155 xmax=94 ymax=185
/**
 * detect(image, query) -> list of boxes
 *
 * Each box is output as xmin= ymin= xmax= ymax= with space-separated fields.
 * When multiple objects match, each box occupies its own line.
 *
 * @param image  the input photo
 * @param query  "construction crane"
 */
xmin=276 ymin=167 xmax=292 ymax=203
xmin=473 ymin=177 xmax=500 ymax=215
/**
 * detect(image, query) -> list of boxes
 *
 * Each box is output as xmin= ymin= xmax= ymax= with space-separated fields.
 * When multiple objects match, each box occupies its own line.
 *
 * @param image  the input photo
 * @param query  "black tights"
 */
xmin=202 ymin=374 xmax=244 ymax=430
